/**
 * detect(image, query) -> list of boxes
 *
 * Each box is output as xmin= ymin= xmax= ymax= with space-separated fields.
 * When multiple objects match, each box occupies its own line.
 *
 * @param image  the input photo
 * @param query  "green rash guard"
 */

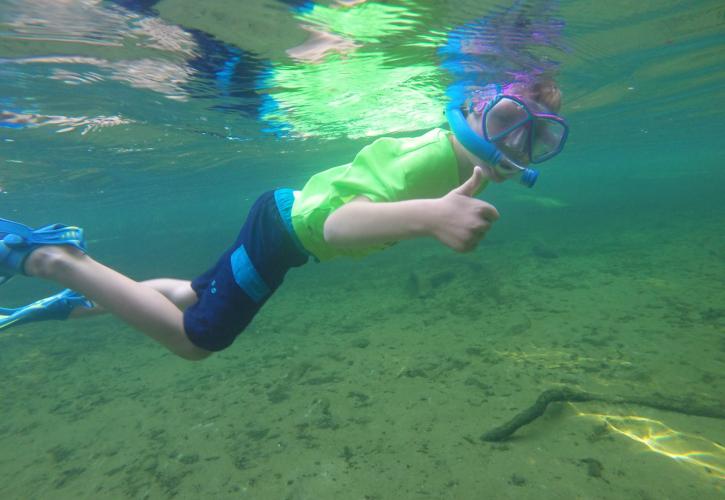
xmin=290 ymin=128 xmax=463 ymax=261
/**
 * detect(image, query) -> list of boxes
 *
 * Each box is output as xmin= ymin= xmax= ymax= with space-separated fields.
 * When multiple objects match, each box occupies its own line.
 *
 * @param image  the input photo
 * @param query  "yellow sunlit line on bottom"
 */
xmin=575 ymin=408 xmax=725 ymax=480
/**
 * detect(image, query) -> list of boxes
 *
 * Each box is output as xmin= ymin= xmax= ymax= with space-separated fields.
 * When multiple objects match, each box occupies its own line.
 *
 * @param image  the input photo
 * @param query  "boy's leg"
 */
xmin=25 ymin=246 xmax=210 ymax=361
xmin=142 ymin=279 xmax=197 ymax=309
xmin=70 ymin=278 xmax=196 ymax=318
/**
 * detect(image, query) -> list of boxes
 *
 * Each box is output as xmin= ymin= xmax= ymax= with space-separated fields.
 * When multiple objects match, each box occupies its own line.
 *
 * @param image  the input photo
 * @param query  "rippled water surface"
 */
xmin=0 ymin=1 xmax=723 ymax=499
xmin=1 ymin=1 xmax=720 ymax=194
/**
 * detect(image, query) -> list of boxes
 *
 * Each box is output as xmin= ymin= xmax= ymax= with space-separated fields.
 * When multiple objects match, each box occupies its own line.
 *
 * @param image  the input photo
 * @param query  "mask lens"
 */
xmin=497 ymin=126 xmax=531 ymax=164
xmin=531 ymin=118 xmax=566 ymax=162
xmin=484 ymin=97 xmax=529 ymax=140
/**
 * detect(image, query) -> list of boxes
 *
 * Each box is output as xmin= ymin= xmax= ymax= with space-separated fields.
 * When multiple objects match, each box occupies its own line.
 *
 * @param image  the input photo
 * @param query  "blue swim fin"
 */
xmin=0 ymin=218 xmax=86 ymax=285
xmin=0 ymin=289 xmax=92 ymax=331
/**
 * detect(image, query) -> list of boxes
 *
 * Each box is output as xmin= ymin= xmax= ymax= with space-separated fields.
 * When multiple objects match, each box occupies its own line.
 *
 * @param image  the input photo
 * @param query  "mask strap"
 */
xmin=481 ymin=84 xmax=503 ymax=114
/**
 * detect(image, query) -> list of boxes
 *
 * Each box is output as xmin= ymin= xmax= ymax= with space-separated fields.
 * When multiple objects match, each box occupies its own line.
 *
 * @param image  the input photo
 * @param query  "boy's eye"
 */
xmin=485 ymin=100 xmax=529 ymax=138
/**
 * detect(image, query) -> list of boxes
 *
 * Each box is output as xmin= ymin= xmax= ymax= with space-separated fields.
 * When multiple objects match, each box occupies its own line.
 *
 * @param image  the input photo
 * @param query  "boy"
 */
xmin=0 ymin=77 xmax=567 ymax=361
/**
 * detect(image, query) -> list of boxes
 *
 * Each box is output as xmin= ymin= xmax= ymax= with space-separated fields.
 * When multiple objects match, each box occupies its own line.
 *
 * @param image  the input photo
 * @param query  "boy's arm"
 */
xmin=324 ymin=166 xmax=500 ymax=253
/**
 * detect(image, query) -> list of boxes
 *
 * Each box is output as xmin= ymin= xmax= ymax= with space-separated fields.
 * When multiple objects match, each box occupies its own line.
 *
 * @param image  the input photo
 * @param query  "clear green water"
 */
xmin=0 ymin=1 xmax=723 ymax=498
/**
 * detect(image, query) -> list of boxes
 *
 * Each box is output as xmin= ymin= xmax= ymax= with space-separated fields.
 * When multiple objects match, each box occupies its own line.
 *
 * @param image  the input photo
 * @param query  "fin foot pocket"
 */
xmin=0 ymin=218 xmax=86 ymax=285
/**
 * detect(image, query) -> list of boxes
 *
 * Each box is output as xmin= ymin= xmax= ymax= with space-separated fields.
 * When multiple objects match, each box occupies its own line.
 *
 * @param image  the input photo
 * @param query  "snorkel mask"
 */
xmin=446 ymin=84 xmax=569 ymax=187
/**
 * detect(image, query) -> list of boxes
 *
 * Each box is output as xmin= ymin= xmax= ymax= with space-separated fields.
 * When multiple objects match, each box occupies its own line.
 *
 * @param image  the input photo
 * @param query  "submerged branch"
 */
xmin=480 ymin=387 xmax=725 ymax=442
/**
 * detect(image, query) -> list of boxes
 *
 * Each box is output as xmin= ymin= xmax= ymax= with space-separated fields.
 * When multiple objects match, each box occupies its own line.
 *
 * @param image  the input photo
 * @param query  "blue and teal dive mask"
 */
xmin=446 ymin=86 xmax=569 ymax=187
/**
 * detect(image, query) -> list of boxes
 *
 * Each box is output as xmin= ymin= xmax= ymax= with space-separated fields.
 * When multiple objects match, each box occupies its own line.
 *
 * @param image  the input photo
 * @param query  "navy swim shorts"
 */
xmin=183 ymin=189 xmax=309 ymax=351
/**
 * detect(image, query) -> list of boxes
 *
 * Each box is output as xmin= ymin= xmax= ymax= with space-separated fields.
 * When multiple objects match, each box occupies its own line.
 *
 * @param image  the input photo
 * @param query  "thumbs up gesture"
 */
xmin=430 ymin=166 xmax=500 ymax=252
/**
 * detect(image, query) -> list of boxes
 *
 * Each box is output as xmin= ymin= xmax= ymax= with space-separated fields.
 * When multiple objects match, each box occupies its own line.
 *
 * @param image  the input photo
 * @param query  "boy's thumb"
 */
xmin=454 ymin=166 xmax=483 ymax=197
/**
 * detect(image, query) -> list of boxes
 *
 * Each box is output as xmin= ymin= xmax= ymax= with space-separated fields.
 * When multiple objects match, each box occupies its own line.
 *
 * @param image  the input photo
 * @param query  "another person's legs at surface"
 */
xmin=23 ymin=246 xmax=210 ymax=360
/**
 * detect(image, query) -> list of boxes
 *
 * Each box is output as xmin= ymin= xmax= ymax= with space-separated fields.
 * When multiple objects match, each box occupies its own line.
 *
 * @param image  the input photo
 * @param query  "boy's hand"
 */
xmin=430 ymin=166 xmax=500 ymax=252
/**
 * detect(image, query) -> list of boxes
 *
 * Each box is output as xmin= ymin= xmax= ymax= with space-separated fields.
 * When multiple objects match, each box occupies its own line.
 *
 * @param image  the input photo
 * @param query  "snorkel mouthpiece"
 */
xmin=498 ymin=156 xmax=539 ymax=187
xmin=519 ymin=168 xmax=539 ymax=187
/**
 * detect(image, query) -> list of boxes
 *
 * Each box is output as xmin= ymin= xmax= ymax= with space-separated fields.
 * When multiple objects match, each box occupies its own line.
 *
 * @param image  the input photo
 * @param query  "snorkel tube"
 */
xmin=446 ymin=103 xmax=539 ymax=188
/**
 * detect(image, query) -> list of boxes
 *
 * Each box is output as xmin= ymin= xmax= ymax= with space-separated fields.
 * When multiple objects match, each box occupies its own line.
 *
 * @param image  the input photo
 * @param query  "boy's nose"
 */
xmin=501 ymin=127 xmax=531 ymax=163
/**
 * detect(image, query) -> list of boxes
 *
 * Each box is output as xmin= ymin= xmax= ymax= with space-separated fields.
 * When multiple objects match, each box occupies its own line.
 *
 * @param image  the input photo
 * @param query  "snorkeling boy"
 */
xmin=0 ymin=78 xmax=567 ymax=361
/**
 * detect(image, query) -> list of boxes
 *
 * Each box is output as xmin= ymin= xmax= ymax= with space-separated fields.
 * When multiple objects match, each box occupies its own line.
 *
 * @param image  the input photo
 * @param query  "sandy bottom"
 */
xmin=0 ymin=209 xmax=723 ymax=500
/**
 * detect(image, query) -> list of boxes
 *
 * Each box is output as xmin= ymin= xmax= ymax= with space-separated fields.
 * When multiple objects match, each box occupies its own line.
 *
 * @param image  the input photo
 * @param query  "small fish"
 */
xmin=511 ymin=194 xmax=569 ymax=208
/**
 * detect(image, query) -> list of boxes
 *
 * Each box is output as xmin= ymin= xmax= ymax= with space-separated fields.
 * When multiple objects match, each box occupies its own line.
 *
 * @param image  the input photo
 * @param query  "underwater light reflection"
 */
xmin=576 ymin=410 xmax=725 ymax=480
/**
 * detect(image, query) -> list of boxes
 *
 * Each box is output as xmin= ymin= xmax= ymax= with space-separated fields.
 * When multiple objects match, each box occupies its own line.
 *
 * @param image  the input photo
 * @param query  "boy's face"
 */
xmin=466 ymin=91 xmax=565 ymax=183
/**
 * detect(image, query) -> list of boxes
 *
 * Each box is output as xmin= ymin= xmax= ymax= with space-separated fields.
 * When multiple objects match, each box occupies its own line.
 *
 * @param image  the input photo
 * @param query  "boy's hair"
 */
xmin=467 ymin=77 xmax=562 ymax=115
xmin=510 ymin=77 xmax=562 ymax=113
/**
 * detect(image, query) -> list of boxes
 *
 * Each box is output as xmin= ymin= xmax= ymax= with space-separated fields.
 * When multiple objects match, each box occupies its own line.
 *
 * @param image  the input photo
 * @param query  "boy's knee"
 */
xmin=173 ymin=337 xmax=213 ymax=361
xmin=180 ymin=348 xmax=213 ymax=361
